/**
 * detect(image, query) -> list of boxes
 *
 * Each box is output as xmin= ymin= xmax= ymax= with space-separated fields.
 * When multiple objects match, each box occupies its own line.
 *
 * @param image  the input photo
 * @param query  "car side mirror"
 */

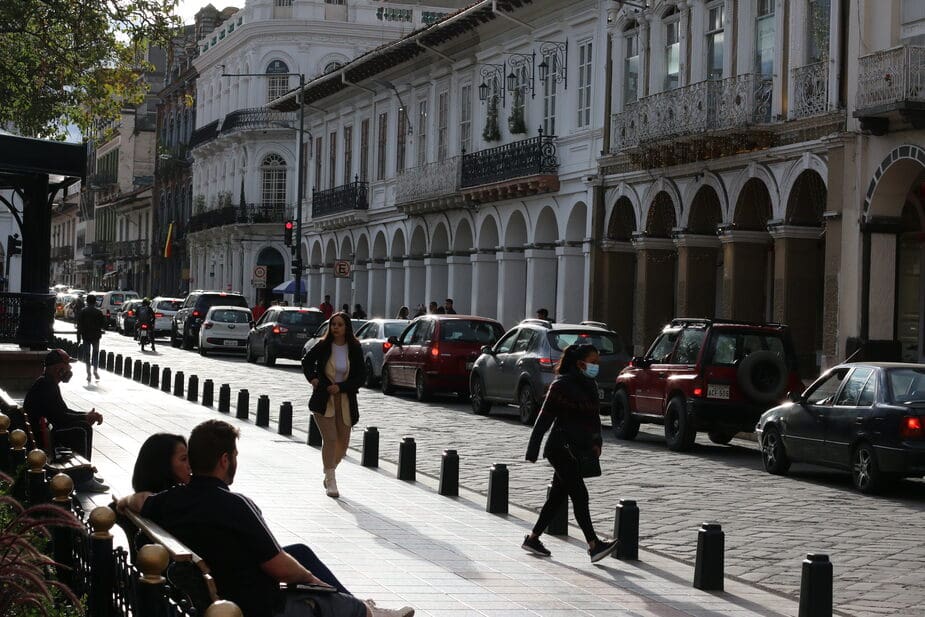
xmin=480 ymin=345 xmax=494 ymax=355
xmin=388 ymin=336 xmax=402 ymax=348
xmin=787 ymin=390 xmax=803 ymax=404
xmin=630 ymin=356 xmax=649 ymax=368
xmin=249 ymin=321 xmax=256 ymax=328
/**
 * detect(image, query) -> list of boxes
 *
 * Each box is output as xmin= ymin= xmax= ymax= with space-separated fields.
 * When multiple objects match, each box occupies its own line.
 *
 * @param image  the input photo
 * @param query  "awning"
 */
xmin=102 ymin=270 xmax=119 ymax=280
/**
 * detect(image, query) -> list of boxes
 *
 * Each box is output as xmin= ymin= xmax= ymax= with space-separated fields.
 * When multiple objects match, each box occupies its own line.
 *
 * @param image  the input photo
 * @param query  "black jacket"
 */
xmin=24 ymin=375 xmax=91 ymax=431
xmin=77 ymin=306 xmax=106 ymax=342
xmin=526 ymin=372 xmax=603 ymax=463
xmin=301 ymin=340 xmax=365 ymax=420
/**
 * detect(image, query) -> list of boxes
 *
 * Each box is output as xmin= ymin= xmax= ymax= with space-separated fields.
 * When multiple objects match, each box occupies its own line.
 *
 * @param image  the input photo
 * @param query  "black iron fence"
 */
xmin=460 ymin=133 xmax=559 ymax=188
xmin=113 ymin=239 xmax=148 ymax=259
xmin=188 ymin=119 xmax=219 ymax=150
xmin=221 ymin=107 xmax=296 ymax=134
xmin=82 ymin=241 xmax=112 ymax=258
xmin=311 ymin=179 xmax=369 ymax=218
xmin=51 ymin=246 xmax=73 ymax=260
xmin=0 ymin=292 xmax=55 ymax=348
xmin=187 ymin=203 xmax=290 ymax=234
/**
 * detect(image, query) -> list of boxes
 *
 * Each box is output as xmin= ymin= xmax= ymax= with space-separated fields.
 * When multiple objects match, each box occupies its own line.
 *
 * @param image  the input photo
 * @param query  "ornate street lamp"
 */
xmin=505 ymin=51 xmax=536 ymax=99
xmin=477 ymin=63 xmax=506 ymax=106
xmin=537 ymin=40 xmax=568 ymax=89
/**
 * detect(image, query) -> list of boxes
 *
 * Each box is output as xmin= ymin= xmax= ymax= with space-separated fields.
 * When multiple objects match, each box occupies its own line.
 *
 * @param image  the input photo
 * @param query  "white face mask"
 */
xmin=581 ymin=363 xmax=600 ymax=379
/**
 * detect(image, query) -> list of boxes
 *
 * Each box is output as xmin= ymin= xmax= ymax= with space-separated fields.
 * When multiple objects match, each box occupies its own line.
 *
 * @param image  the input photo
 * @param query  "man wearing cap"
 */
xmin=23 ymin=349 xmax=108 ymax=492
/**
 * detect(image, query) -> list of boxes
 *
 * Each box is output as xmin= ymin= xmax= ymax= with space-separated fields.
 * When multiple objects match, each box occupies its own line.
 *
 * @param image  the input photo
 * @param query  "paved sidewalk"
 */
xmin=63 ymin=371 xmax=800 ymax=617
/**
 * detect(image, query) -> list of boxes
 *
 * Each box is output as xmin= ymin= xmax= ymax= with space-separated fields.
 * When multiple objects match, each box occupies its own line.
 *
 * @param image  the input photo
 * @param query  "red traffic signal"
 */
xmin=284 ymin=220 xmax=294 ymax=246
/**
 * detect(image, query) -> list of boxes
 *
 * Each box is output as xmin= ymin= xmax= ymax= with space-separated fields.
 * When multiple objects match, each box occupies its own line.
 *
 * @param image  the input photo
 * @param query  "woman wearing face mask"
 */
xmin=522 ymin=343 xmax=617 ymax=563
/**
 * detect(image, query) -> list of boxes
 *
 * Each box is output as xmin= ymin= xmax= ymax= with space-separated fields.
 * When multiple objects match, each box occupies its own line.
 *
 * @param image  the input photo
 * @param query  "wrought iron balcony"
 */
xmin=220 ymin=108 xmax=296 ymax=134
xmin=790 ymin=61 xmax=831 ymax=119
xmin=113 ymin=239 xmax=148 ymax=259
xmin=855 ymin=45 xmax=925 ymax=134
xmin=187 ymin=203 xmax=291 ymax=234
xmin=0 ymin=292 xmax=55 ymax=347
xmin=311 ymin=180 xmax=369 ymax=219
xmin=189 ymin=120 xmax=220 ymax=150
xmin=459 ymin=133 xmax=559 ymax=202
xmin=82 ymin=241 xmax=112 ymax=257
xmin=395 ymin=157 xmax=464 ymax=212
xmin=51 ymin=246 xmax=72 ymax=260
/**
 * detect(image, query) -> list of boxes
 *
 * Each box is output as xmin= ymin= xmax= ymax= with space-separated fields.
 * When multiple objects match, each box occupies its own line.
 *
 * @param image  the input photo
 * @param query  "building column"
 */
xmin=403 ymin=258 xmax=426 ymax=310
xmin=353 ymin=262 xmax=369 ymax=313
xmin=525 ymin=247 xmax=557 ymax=319
xmin=556 ymin=245 xmax=585 ymax=324
xmin=231 ymin=247 xmax=243 ymax=295
xmin=385 ymin=259 xmax=405 ymax=317
xmin=424 ymin=256 xmax=449 ymax=306
xmin=632 ymin=237 xmax=676 ymax=355
xmin=320 ymin=264 xmax=335 ymax=305
xmin=367 ymin=260 xmax=386 ymax=318
xmin=720 ymin=230 xmax=772 ymax=322
xmin=496 ymin=249 xmax=527 ymax=328
xmin=471 ymin=251 xmax=498 ymax=319
xmin=446 ymin=254 xmax=473 ymax=314
xmin=599 ymin=241 xmax=635 ymax=342
xmin=307 ymin=267 xmax=322 ymax=306
xmin=674 ymin=234 xmax=721 ymax=319
xmin=335 ymin=272 xmax=351 ymax=310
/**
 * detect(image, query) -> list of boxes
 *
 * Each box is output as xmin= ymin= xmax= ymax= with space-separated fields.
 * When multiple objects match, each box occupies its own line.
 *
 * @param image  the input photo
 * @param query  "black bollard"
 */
xmin=133 ymin=359 xmax=143 ymax=382
xmin=98 ymin=349 xmax=106 ymax=369
xmin=278 ymin=402 xmax=293 ymax=435
xmin=361 ymin=427 xmax=379 ymax=467
xmin=173 ymin=371 xmax=184 ymax=397
xmin=799 ymin=554 xmax=833 ymax=617
xmin=546 ymin=483 xmax=568 ymax=536
xmin=613 ymin=499 xmax=639 ymax=559
xmin=114 ymin=354 xmax=123 ymax=374
xmin=187 ymin=375 xmax=199 ymax=402
xmin=307 ymin=414 xmax=322 ymax=446
xmin=438 ymin=449 xmax=459 ymax=496
xmin=123 ymin=356 xmax=132 ymax=379
xmin=218 ymin=384 xmax=231 ymax=413
xmin=141 ymin=362 xmax=151 ymax=385
xmin=236 ymin=389 xmax=250 ymax=420
xmin=106 ymin=351 xmax=114 ymax=372
xmin=161 ymin=367 xmax=172 ymax=393
xmin=693 ymin=522 xmax=724 ymax=591
xmin=486 ymin=463 xmax=509 ymax=514
xmin=397 ymin=437 xmax=416 ymax=481
xmin=149 ymin=364 xmax=160 ymax=389
xmin=256 ymin=395 xmax=270 ymax=427
xmin=202 ymin=379 xmax=214 ymax=408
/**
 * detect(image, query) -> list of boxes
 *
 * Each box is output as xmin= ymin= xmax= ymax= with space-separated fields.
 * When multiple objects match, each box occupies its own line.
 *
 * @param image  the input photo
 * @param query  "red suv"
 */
xmin=382 ymin=315 xmax=505 ymax=401
xmin=612 ymin=318 xmax=803 ymax=451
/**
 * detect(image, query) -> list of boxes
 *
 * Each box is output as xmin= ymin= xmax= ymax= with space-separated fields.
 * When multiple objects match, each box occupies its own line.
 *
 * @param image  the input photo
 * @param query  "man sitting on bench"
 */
xmin=141 ymin=419 xmax=414 ymax=617
xmin=23 ymin=349 xmax=108 ymax=493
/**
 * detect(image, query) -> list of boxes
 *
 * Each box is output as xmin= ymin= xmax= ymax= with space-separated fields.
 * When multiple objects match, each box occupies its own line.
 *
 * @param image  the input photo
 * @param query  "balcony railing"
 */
xmin=187 ymin=203 xmax=291 ymax=233
xmin=82 ymin=241 xmax=112 ymax=257
xmin=856 ymin=45 xmax=925 ymax=112
xmin=395 ymin=157 xmax=461 ymax=206
xmin=113 ymin=239 xmax=148 ymax=259
xmin=51 ymin=246 xmax=72 ymax=260
xmin=220 ymin=108 xmax=296 ymax=134
xmin=610 ymin=74 xmax=773 ymax=153
xmin=790 ymin=61 xmax=831 ymax=119
xmin=460 ymin=133 xmax=558 ymax=188
xmin=0 ymin=292 xmax=55 ymax=347
xmin=188 ymin=120 xmax=220 ymax=150
xmin=311 ymin=180 xmax=369 ymax=218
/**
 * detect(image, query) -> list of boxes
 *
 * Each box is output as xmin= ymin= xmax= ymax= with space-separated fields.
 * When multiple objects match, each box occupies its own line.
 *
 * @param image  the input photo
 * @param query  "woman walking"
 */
xmin=523 ymin=344 xmax=618 ymax=562
xmin=301 ymin=311 xmax=365 ymax=498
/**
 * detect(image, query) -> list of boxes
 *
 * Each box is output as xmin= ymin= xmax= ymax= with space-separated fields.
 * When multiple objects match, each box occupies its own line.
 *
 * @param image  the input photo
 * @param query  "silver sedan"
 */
xmin=355 ymin=319 xmax=409 ymax=387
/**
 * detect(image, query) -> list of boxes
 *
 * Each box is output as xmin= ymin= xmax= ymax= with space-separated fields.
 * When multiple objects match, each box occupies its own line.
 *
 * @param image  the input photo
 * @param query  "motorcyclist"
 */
xmin=136 ymin=298 xmax=157 ymax=351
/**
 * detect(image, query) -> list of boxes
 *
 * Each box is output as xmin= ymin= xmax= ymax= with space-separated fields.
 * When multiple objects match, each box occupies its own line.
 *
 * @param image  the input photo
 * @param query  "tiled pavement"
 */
xmin=62 ymin=369 xmax=800 ymax=617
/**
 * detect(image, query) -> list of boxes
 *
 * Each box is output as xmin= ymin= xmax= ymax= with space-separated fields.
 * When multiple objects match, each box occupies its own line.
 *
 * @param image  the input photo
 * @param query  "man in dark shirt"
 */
xmin=76 ymin=294 xmax=106 ymax=383
xmin=23 ymin=349 xmax=108 ymax=492
xmin=142 ymin=420 xmax=413 ymax=617
xmin=443 ymin=298 xmax=457 ymax=315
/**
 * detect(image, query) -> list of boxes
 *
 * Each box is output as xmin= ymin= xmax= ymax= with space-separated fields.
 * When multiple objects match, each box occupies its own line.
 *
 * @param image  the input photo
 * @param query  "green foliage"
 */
xmin=508 ymin=90 xmax=527 ymax=135
xmin=482 ymin=95 xmax=501 ymax=142
xmin=0 ymin=0 xmax=180 ymax=138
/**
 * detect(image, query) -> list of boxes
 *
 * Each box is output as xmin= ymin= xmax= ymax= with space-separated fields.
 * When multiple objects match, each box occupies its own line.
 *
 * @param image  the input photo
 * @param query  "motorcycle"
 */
xmin=138 ymin=322 xmax=151 ymax=351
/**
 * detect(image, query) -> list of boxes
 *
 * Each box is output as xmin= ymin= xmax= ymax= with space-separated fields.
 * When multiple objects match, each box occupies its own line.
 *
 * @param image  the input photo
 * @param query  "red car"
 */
xmin=382 ymin=315 xmax=505 ymax=401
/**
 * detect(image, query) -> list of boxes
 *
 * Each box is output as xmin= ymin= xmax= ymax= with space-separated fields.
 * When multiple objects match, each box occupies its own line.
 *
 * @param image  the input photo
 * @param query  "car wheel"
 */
xmin=518 ymin=384 xmax=538 ymax=425
xmin=415 ymin=371 xmax=430 ymax=402
xmin=852 ymin=441 xmax=886 ymax=494
xmin=199 ymin=347 xmax=208 ymax=357
xmin=761 ymin=426 xmax=790 ymax=475
xmin=470 ymin=375 xmax=491 ymax=415
xmin=708 ymin=430 xmax=737 ymax=445
xmin=170 ymin=326 xmax=180 ymax=348
xmin=264 ymin=344 xmax=276 ymax=366
xmin=245 ymin=343 xmax=256 ymax=364
xmin=364 ymin=359 xmax=377 ymax=389
xmin=664 ymin=396 xmax=696 ymax=452
xmin=611 ymin=390 xmax=639 ymax=440
xmin=381 ymin=365 xmax=395 ymax=395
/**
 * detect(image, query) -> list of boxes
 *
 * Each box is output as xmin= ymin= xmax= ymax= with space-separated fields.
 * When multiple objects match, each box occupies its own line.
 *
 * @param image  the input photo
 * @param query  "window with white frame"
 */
xmin=314 ymin=136 xmax=323 ymax=191
xmin=903 ymin=0 xmax=925 ymax=41
xmin=261 ymin=153 xmax=287 ymax=207
xmin=396 ymin=107 xmax=408 ymax=172
xmin=437 ymin=91 xmax=448 ymax=162
xmin=376 ymin=112 xmax=388 ymax=181
xmin=459 ymin=84 xmax=472 ymax=154
xmin=664 ymin=7 xmax=680 ymax=90
xmin=623 ymin=23 xmax=640 ymax=105
xmin=360 ymin=119 xmax=370 ymax=181
xmin=343 ymin=125 xmax=353 ymax=185
xmin=807 ymin=0 xmax=831 ymax=63
xmin=706 ymin=2 xmax=724 ymax=80
xmin=577 ymin=41 xmax=593 ymax=127
xmin=328 ymin=131 xmax=337 ymax=188
xmin=755 ymin=0 xmax=775 ymax=78
xmin=542 ymin=53 xmax=558 ymax=135
xmin=417 ymin=99 xmax=428 ymax=166
xmin=266 ymin=60 xmax=290 ymax=102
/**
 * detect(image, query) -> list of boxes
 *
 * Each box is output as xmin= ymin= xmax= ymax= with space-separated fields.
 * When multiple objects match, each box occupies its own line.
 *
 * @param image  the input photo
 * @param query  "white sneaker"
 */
xmin=324 ymin=469 xmax=339 ymax=498
xmin=366 ymin=600 xmax=414 ymax=617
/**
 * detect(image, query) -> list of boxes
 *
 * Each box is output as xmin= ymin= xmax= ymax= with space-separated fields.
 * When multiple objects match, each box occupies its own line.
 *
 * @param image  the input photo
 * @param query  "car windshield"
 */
xmin=886 ymin=367 xmax=925 ymax=402
xmin=708 ymin=331 xmax=791 ymax=366
xmin=548 ymin=331 xmax=623 ymax=354
xmin=279 ymin=311 xmax=325 ymax=328
xmin=110 ymin=294 xmax=126 ymax=305
xmin=211 ymin=309 xmax=250 ymax=323
xmin=384 ymin=322 xmax=406 ymax=338
xmin=439 ymin=319 xmax=504 ymax=344
xmin=203 ymin=294 xmax=248 ymax=309
xmin=156 ymin=300 xmax=182 ymax=311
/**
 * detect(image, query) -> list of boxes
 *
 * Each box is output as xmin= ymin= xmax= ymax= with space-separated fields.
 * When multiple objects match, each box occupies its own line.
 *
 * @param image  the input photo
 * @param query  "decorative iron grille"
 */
xmin=856 ymin=45 xmax=925 ymax=111
xmin=311 ymin=179 xmax=369 ymax=218
xmin=460 ymin=133 xmax=558 ymax=188
xmin=0 ymin=292 xmax=55 ymax=346
xmin=187 ymin=204 xmax=291 ymax=233
xmin=790 ymin=61 xmax=830 ymax=119
xmin=220 ymin=108 xmax=296 ymax=134
xmin=188 ymin=120 xmax=219 ymax=150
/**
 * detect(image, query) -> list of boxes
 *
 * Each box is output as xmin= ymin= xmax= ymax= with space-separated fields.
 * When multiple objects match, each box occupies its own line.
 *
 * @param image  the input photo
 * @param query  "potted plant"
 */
xmin=508 ymin=89 xmax=527 ymax=134
xmin=482 ymin=95 xmax=501 ymax=142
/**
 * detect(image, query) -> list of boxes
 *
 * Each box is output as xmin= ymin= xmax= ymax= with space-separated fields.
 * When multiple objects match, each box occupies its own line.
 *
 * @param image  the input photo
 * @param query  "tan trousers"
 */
xmin=313 ymin=412 xmax=351 ymax=469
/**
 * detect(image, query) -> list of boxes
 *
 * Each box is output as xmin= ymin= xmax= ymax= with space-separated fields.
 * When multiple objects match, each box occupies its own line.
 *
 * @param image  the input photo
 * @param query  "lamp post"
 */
xmin=221 ymin=70 xmax=306 ymax=307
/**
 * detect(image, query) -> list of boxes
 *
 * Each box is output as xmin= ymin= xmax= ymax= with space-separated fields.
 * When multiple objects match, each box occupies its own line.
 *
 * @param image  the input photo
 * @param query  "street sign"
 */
xmin=253 ymin=265 xmax=267 ymax=282
xmin=334 ymin=260 xmax=351 ymax=278
xmin=251 ymin=279 xmax=267 ymax=289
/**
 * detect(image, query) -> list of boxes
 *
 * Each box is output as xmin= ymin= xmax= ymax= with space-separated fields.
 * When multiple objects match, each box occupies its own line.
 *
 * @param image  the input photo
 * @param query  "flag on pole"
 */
xmin=163 ymin=222 xmax=174 ymax=259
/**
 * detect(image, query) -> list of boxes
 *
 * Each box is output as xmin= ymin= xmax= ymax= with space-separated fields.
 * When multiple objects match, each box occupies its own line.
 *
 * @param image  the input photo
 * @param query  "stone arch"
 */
xmin=681 ymin=172 xmax=728 ymax=226
xmin=687 ymin=186 xmax=723 ymax=234
xmin=355 ymin=233 xmax=370 ymax=263
xmin=564 ymin=202 xmax=588 ymax=242
xmin=317 ymin=53 xmax=350 ymax=77
xmin=477 ymin=215 xmax=500 ymax=250
xmin=257 ymin=246 xmax=286 ymax=302
xmin=453 ymin=219 xmax=474 ymax=252
xmin=534 ymin=207 xmax=558 ymax=244
xmin=389 ymin=227 xmax=406 ymax=258
xmin=641 ymin=178 xmax=682 ymax=229
xmin=733 ymin=178 xmax=773 ymax=230
xmin=607 ymin=197 xmax=637 ymax=240
xmin=646 ymin=192 xmax=677 ymax=237
xmin=864 ymin=144 xmax=925 ymax=219
xmin=784 ymin=170 xmax=827 ymax=226
xmin=729 ymin=164 xmax=779 ymax=225
xmin=372 ymin=230 xmax=387 ymax=260
xmin=505 ymin=210 xmax=528 ymax=246
xmin=339 ymin=234 xmax=354 ymax=259
xmin=324 ymin=237 xmax=337 ymax=265
xmin=779 ymin=153 xmax=828 ymax=218
xmin=309 ymin=240 xmax=323 ymax=267
xmin=431 ymin=222 xmax=450 ymax=255
xmin=604 ymin=183 xmax=642 ymax=233
xmin=409 ymin=225 xmax=427 ymax=256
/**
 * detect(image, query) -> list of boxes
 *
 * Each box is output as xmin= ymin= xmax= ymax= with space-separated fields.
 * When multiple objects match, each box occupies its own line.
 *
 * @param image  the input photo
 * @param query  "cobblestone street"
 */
xmin=59 ymin=323 xmax=925 ymax=617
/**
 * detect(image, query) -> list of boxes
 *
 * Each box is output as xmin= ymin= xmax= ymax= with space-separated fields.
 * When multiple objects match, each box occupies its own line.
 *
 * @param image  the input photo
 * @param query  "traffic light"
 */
xmin=284 ymin=220 xmax=294 ymax=246
xmin=7 ymin=234 xmax=21 ymax=257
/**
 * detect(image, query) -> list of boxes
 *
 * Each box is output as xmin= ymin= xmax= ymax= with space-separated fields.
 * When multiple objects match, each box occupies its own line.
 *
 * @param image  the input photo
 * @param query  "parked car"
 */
xmin=613 ymin=318 xmax=803 ymax=452
xmin=300 ymin=318 xmax=369 ymax=357
xmin=96 ymin=290 xmax=140 ymax=328
xmin=151 ymin=297 xmax=184 ymax=335
xmin=756 ymin=362 xmax=925 ymax=493
xmin=54 ymin=293 xmax=73 ymax=319
xmin=64 ymin=292 xmax=86 ymax=320
xmin=247 ymin=307 xmax=326 ymax=365
xmin=171 ymin=290 xmax=249 ymax=349
xmin=470 ymin=319 xmax=629 ymax=424
xmin=355 ymin=319 xmax=410 ymax=387
xmin=198 ymin=306 xmax=253 ymax=355
xmin=381 ymin=315 xmax=504 ymax=401
xmin=116 ymin=299 xmax=144 ymax=336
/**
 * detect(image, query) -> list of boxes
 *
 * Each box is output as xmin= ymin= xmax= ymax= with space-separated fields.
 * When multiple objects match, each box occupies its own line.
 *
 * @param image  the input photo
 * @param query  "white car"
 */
xmin=151 ymin=297 xmax=184 ymax=335
xmin=198 ymin=306 xmax=253 ymax=355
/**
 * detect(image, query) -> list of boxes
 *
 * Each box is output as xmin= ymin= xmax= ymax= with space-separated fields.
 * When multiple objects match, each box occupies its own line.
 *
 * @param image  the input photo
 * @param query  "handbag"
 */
xmin=564 ymin=443 xmax=602 ymax=478
xmin=308 ymin=386 xmax=328 ymax=414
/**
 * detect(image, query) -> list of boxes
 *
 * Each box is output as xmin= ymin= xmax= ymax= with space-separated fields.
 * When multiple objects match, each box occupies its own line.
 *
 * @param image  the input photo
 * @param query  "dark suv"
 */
xmin=470 ymin=320 xmax=629 ymax=424
xmin=613 ymin=318 xmax=803 ymax=451
xmin=171 ymin=291 xmax=249 ymax=350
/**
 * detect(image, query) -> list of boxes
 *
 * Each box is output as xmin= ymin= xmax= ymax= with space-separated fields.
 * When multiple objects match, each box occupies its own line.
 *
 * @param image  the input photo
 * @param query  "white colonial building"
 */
xmin=187 ymin=0 xmax=465 ymax=302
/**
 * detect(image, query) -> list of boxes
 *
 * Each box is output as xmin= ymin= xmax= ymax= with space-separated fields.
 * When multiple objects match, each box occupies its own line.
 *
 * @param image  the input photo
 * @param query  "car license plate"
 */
xmin=465 ymin=362 xmax=474 ymax=370
xmin=707 ymin=384 xmax=730 ymax=399
xmin=598 ymin=389 xmax=606 ymax=401
xmin=223 ymin=340 xmax=239 ymax=347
